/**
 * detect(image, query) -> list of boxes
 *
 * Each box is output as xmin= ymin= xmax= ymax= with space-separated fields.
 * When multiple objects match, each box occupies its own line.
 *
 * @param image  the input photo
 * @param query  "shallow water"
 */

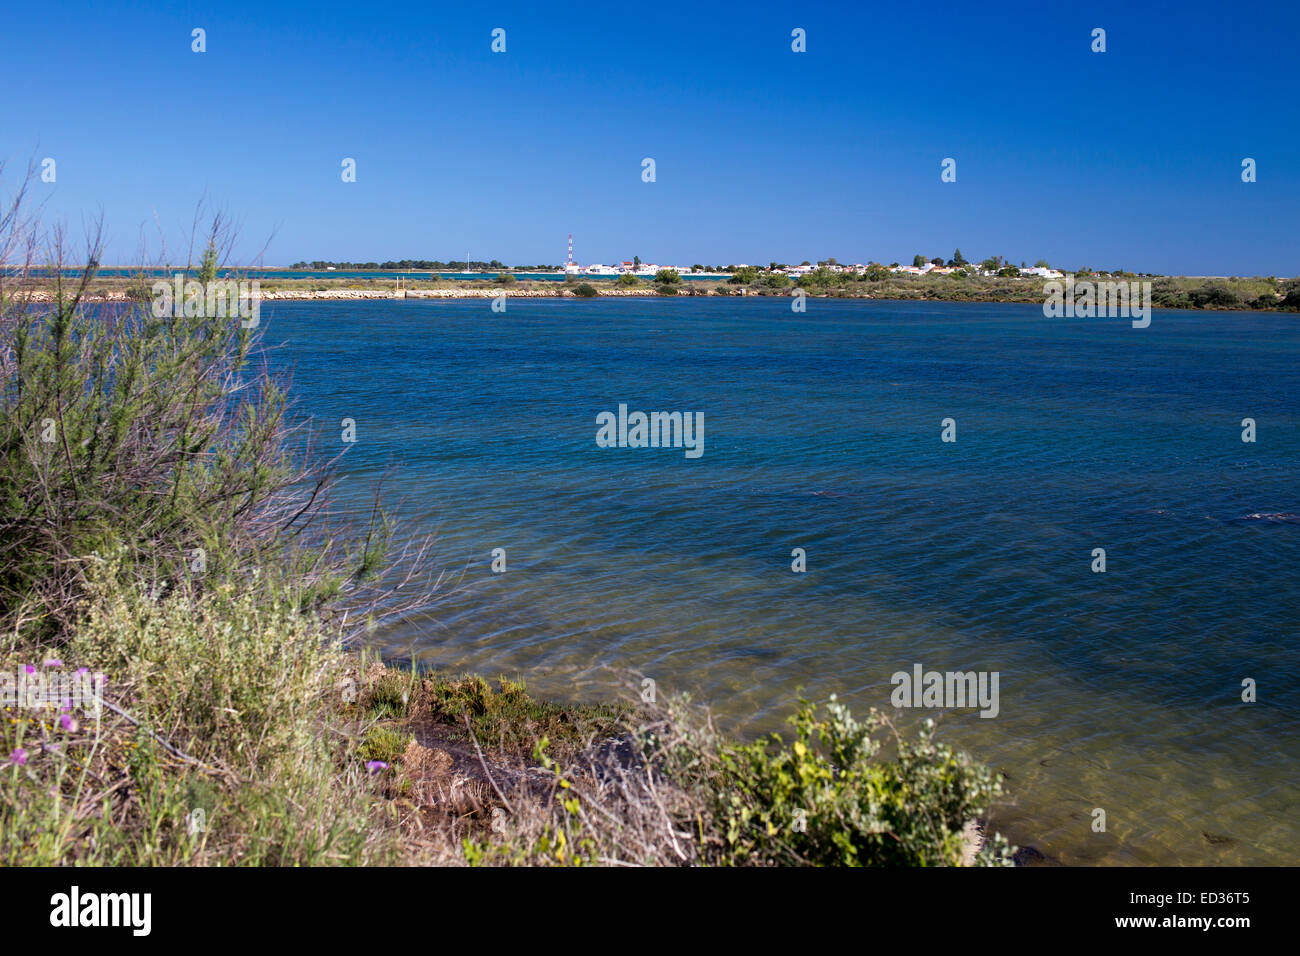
xmin=264 ymin=296 xmax=1300 ymax=865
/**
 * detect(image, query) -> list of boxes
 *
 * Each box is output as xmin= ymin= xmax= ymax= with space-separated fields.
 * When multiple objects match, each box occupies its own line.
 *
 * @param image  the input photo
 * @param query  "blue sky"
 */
xmin=4 ymin=0 xmax=1297 ymax=274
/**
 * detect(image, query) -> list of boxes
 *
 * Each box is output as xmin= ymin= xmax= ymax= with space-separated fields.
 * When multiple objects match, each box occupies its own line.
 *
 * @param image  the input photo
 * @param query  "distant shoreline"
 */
xmin=18 ymin=287 xmax=1299 ymax=312
xmin=13 ymin=272 xmax=1298 ymax=311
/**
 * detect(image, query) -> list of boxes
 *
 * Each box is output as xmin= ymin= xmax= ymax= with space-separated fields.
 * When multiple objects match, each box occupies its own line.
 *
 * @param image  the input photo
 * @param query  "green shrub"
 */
xmin=360 ymin=725 xmax=412 ymax=764
xmin=0 ymin=564 xmax=387 ymax=865
xmin=660 ymin=697 xmax=1011 ymax=867
xmin=0 ymin=201 xmax=417 ymax=864
xmin=0 ymin=271 xmax=312 ymax=636
xmin=365 ymin=670 xmax=413 ymax=719
xmin=571 ymin=283 xmax=598 ymax=297
xmin=1188 ymin=284 xmax=1241 ymax=309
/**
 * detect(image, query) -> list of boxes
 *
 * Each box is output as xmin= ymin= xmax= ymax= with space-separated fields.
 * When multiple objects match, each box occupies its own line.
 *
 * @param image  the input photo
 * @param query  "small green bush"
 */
xmin=360 ymin=725 xmax=412 ymax=764
xmin=662 ymin=696 xmax=1011 ymax=867
xmin=571 ymin=283 xmax=598 ymax=298
xmin=1188 ymin=284 xmax=1241 ymax=309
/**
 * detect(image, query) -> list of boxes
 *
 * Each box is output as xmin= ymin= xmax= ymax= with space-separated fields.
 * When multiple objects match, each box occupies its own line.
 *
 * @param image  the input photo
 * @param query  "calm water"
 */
xmin=264 ymin=297 xmax=1299 ymax=865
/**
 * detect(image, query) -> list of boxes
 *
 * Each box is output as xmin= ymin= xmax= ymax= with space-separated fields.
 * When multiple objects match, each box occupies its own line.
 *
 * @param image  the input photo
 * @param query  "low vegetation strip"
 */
xmin=10 ymin=272 xmax=1299 ymax=309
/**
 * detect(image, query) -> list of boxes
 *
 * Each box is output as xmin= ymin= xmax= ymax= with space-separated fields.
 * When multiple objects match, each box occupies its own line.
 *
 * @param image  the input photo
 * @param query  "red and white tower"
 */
xmin=565 ymin=233 xmax=578 ymax=273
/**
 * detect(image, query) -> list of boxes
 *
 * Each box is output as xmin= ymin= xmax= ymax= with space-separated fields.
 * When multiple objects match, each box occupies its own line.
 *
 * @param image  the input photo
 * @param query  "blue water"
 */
xmin=263 ymin=296 xmax=1300 ymax=865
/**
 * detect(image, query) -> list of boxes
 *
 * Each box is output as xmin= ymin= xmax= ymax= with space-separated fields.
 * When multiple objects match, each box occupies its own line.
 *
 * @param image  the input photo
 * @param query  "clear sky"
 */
xmin=4 ymin=0 xmax=1297 ymax=274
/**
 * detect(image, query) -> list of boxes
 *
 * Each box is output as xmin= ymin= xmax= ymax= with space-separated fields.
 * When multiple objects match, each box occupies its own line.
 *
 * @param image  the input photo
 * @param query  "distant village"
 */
xmin=294 ymin=241 xmax=1074 ymax=279
xmin=559 ymin=236 xmax=1066 ymax=279
xmin=562 ymin=257 xmax=1065 ymax=280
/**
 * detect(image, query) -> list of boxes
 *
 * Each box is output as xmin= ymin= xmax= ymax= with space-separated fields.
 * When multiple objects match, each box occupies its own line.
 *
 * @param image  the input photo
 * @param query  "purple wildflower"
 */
xmin=43 ymin=659 xmax=63 ymax=668
xmin=365 ymin=760 xmax=388 ymax=774
xmin=8 ymin=748 xmax=27 ymax=766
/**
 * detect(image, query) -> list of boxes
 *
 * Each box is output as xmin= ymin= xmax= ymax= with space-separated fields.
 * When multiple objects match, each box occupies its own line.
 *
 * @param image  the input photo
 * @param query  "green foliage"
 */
xmin=365 ymin=670 xmax=413 ymax=720
xmin=494 ymin=272 xmax=517 ymax=285
xmin=796 ymin=267 xmax=836 ymax=288
xmin=616 ymin=272 xmax=640 ymax=287
xmin=571 ymin=283 xmax=598 ymax=297
xmin=1 ymin=563 xmax=387 ymax=865
xmin=360 ymin=725 xmax=412 ymax=764
xmin=124 ymin=272 xmax=157 ymax=301
xmin=663 ymin=697 xmax=1012 ymax=867
xmin=1188 ymin=284 xmax=1241 ymax=308
xmin=654 ymin=268 xmax=681 ymax=285
xmin=0 ymin=222 xmax=410 ymax=865
xmin=421 ymin=674 xmax=626 ymax=761
xmin=1150 ymin=277 xmax=1276 ymax=311
xmin=0 ymin=266 xmax=308 ymax=634
xmin=656 ymin=284 xmax=678 ymax=296
xmin=727 ymin=267 xmax=758 ymax=285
